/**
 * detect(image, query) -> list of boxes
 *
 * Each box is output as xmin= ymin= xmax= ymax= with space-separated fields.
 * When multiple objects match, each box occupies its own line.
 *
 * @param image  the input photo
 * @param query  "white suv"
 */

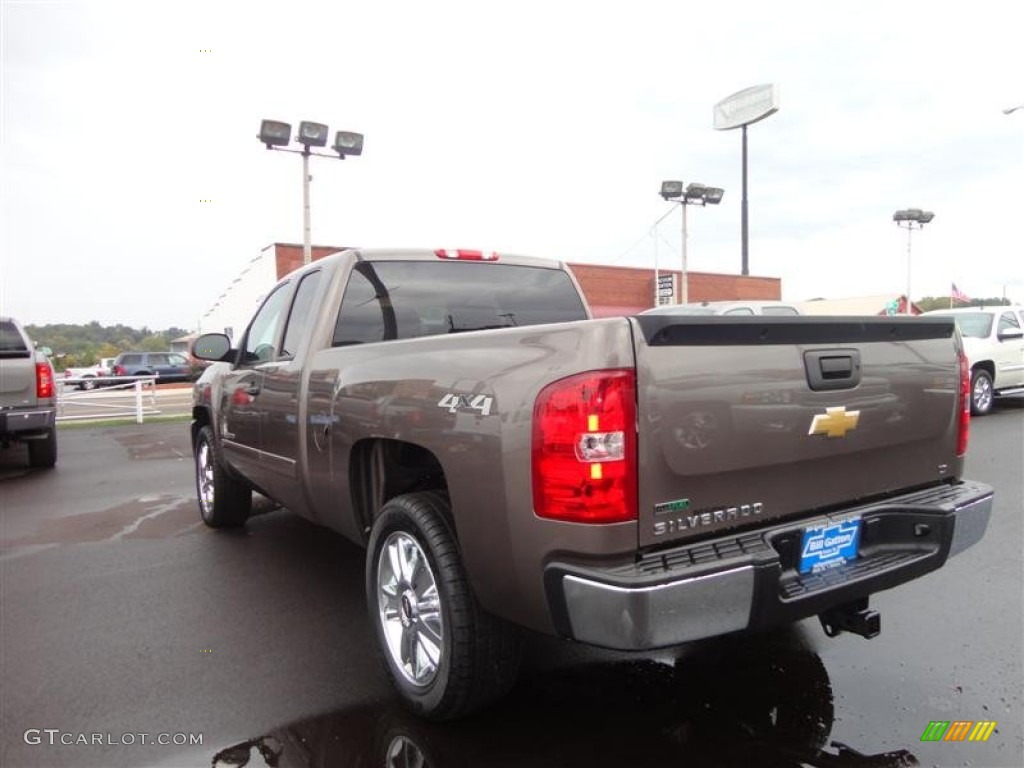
xmin=923 ymin=306 xmax=1024 ymax=415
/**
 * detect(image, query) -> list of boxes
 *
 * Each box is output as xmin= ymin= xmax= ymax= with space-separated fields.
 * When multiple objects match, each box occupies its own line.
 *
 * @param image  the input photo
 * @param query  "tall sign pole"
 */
xmin=713 ymin=84 xmax=779 ymax=276
xmin=741 ymin=124 xmax=748 ymax=275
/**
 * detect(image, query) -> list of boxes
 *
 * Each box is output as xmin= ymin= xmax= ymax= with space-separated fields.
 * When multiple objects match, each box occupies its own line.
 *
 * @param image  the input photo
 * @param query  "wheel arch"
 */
xmin=972 ymin=359 xmax=996 ymax=383
xmin=191 ymin=405 xmax=212 ymax=451
xmin=349 ymin=438 xmax=450 ymax=544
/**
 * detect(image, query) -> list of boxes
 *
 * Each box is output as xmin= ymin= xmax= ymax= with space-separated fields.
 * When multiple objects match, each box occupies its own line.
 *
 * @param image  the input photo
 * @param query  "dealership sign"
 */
xmin=713 ymin=84 xmax=779 ymax=130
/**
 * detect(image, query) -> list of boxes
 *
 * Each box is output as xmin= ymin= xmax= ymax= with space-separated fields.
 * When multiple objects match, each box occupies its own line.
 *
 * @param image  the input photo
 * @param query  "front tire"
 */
xmin=366 ymin=492 xmax=520 ymax=720
xmin=194 ymin=425 xmax=251 ymax=527
xmin=970 ymin=368 xmax=994 ymax=416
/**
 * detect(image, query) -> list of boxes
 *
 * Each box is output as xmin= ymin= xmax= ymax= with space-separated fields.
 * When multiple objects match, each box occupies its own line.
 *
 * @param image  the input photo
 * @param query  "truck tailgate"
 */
xmin=631 ymin=315 xmax=961 ymax=550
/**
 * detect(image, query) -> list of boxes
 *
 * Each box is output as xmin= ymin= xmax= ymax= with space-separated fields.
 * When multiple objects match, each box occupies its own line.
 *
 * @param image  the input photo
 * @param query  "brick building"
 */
xmin=201 ymin=242 xmax=782 ymax=336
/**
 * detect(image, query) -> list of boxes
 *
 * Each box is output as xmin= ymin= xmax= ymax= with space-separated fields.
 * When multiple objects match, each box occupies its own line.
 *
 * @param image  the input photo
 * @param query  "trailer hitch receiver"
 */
xmin=819 ymin=597 xmax=880 ymax=639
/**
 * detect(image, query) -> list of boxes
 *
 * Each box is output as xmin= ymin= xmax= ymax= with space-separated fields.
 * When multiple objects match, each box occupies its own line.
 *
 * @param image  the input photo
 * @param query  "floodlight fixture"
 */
xmin=893 ymin=208 xmax=934 ymax=224
xmin=684 ymin=183 xmax=708 ymax=200
xmin=660 ymin=180 xmax=684 ymax=200
xmin=703 ymin=187 xmax=725 ymax=205
xmin=297 ymin=121 xmax=329 ymax=148
xmin=333 ymin=131 xmax=364 ymax=157
xmin=258 ymin=120 xmax=291 ymax=148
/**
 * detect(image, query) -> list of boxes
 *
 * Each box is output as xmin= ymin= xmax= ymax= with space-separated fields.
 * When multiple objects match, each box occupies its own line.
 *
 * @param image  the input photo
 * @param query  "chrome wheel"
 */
xmin=377 ymin=531 xmax=443 ymax=687
xmin=196 ymin=438 xmax=215 ymax=518
xmin=972 ymin=372 xmax=993 ymax=414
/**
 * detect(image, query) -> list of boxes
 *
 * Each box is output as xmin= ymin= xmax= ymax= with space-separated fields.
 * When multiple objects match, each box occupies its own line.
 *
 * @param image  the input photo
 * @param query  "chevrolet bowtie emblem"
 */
xmin=808 ymin=406 xmax=860 ymax=438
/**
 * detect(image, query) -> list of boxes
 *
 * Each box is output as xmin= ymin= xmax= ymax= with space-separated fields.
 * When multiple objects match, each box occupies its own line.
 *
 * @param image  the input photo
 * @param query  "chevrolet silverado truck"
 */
xmin=1 ymin=316 xmax=58 ymax=467
xmin=190 ymin=248 xmax=993 ymax=720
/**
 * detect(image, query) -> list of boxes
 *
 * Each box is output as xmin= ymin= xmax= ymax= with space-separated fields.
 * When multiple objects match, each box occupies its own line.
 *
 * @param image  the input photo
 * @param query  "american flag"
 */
xmin=951 ymin=283 xmax=970 ymax=303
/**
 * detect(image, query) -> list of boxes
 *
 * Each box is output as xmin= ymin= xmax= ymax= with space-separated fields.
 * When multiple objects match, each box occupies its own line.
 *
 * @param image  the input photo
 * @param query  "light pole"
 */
xmin=660 ymin=181 xmax=725 ymax=304
xmin=258 ymin=120 xmax=364 ymax=266
xmin=893 ymin=208 xmax=935 ymax=315
xmin=713 ymin=84 xmax=779 ymax=275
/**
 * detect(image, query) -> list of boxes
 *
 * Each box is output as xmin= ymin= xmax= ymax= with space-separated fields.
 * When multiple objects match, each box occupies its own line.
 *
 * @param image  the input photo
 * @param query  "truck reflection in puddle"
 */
xmin=210 ymin=633 xmax=918 ymax=768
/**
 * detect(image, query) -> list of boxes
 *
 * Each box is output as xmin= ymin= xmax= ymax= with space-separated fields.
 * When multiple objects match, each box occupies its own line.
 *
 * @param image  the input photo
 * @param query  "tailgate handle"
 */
xmin=820 ymin=356 xmax=853 ymax=378
xmin=805 ymin=349 xmax=861 ymax=391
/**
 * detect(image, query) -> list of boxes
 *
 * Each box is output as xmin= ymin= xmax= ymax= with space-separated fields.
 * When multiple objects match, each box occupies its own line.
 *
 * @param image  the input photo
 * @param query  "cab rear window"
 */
xmin=333 ymin=261 xmax=587 ymax=346
xmin=0 ymin=321 xmax=31 ymax=358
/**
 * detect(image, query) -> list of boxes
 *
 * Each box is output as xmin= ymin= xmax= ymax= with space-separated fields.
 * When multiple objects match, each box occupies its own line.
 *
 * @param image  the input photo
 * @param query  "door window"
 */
xmin=333 ymin=267 xmax=387 ymax=346
xmin=281 ymin=271 xmax=323 ymax=358
xmin=998 ymin=311 xmax=1020 ymax=335
xmin=243 ymin=284 xmax=291 ymax=363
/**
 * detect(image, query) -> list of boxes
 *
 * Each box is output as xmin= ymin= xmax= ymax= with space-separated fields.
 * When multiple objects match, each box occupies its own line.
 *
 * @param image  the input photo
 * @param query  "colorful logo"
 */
xmin=920 ymin=720 xmax=997 ymax=742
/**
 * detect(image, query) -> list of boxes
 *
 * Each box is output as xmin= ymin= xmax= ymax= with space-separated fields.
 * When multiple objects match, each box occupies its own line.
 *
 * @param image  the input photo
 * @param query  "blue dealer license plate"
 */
xmin=799 ymin=519 xmax=861 ymax=574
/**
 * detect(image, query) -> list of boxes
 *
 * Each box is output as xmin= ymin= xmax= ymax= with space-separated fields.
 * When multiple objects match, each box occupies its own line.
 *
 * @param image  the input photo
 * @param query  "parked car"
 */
xmin=0 ymin=316 xmax=57 ymax=467
xmin=642 ymin=300 xmax=803 ymax=316
xmin=190 ymin=248 xmax=990 ymax=720
xmin=111 ymin=352 xmax=194 ymax=383
xmin=922 ymin=305 xmax=1024 ymax=415
xmin=63 ymin=357 xmax=116 ymax=390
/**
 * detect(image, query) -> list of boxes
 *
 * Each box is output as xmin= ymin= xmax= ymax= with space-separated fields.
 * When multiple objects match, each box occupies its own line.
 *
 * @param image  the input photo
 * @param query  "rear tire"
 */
xmin=366 ymin=491 xmax=520 ymax=720
xmin=79 ymin=377 xmax=97 ymax=391
xmin=194 ymin=425 xmax=251 ymax=527
xmin=970 ymin=368 xmax=994 ymax=416
xmin=28 ymin=428 xmax=57 ymax=469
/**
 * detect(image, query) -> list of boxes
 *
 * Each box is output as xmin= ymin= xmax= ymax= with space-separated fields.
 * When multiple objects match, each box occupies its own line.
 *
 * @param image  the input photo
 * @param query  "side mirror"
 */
xmin=192 ymin=333 xmax=233 ymax=362
xmin=997 ymin=328 xmax=1024 ymax=341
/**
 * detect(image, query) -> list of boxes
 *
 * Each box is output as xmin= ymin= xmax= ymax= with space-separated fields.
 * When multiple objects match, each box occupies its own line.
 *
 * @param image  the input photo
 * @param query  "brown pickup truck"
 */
xmin=191 ymin=248 xmax=993 ymax=720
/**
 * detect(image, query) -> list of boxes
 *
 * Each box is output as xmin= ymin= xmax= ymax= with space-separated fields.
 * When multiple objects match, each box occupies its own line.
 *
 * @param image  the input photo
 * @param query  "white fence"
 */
xmin=56 ymin=376 xmax=160 ymax=423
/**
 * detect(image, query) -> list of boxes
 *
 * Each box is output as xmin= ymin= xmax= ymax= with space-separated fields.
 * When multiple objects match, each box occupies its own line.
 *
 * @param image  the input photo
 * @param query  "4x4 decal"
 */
xmin=437 ymin=393 xmax=493 ymax=416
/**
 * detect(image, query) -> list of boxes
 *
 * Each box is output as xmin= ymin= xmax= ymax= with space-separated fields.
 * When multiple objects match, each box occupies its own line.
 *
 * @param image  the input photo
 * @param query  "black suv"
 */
xmin=111 ymin=352 xmax=194 ymax=383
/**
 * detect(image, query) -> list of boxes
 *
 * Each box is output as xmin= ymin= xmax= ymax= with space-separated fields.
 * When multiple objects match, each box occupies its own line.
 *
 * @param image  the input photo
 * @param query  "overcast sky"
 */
xmin=2 ymin=0 xmax=1022 ymax=329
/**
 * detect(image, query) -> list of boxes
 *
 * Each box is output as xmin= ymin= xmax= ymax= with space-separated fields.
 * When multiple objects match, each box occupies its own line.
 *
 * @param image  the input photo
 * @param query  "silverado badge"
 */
xmin=808 ymin=406 xmax=860 ymax=438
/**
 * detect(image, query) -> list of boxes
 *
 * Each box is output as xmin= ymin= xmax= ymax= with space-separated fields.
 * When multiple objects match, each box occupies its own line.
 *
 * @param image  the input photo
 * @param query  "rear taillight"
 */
xmin=36 ymin=362 xmax=54 ymax=399
xmin=113 ymin=365 xmax=125 ymax=376
xmin=434 ymin=249 xmax=499 ymax=261
xmin=532 ymin=369 xmax=637 ymax=524
xmin=956 ymin=351 xmax=970 ymax=457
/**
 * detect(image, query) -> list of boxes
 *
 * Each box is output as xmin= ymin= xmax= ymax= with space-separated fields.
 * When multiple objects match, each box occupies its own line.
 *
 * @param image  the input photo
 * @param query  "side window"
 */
xmin=333 ymin=268 xmax=386 ymax=346
xmin=243 ymin=284 xmax=291 ymax=363
xmin=725 ymin=308 xmax=755 ymax=315
xmin=149 ymin=354 xmax=170 ymax=366
xmin=169 ymin=354 xmax=188 ymax=365
xmin=281 ymin=271 xmax=323 ymax=359
xmin=124 ymin=354 xmax=142 ymax=366
xmin=763 ymin=306 xmax=799 ymax=316
xmin=998 ymin=312 xmax=1020 ymax=334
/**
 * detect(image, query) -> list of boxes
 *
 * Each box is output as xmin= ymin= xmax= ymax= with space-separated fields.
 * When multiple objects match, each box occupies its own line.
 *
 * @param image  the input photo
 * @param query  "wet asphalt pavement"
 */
xmin=1 ymin=400 xmax=1021 ymax=768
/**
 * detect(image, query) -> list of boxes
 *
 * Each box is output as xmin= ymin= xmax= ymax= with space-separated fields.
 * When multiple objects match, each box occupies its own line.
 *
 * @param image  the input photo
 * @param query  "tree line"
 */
xmin=915 ymin=296 xmax=1013 ymax=312
xmin=25 ymin=321 xmax=192 ymax=370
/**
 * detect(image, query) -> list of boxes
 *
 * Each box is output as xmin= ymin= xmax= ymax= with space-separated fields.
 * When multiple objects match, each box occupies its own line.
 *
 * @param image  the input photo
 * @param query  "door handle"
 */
xmin=245 ymin=384 xmax=261 ymax=396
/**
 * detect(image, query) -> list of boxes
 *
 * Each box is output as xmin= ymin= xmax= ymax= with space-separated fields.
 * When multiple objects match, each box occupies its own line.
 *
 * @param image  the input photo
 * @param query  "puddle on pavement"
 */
xmin=1 ymin=493 xmax=280 ymax=551
xmin=111 ymin=431 xmax=191 ymax=461
xmin=1 ymin=494 xmax=200 ymax=548
xmin=206 ymin=637 xmax=921 ymax=768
